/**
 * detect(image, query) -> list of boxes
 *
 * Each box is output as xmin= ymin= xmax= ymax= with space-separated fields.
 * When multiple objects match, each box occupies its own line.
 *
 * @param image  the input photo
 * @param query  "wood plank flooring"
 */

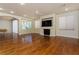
xmin=0 ymin=33 xmax=79 ymax=55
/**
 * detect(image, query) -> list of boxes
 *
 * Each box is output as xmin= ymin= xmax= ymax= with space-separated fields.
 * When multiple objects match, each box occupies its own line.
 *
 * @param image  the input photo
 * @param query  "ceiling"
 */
xmin=0 ymin=3 xmax=79 ymax=19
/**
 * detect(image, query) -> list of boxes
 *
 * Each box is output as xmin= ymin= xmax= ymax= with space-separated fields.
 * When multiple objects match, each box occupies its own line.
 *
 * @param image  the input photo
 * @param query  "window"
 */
xmin=21 ymin=20 xmax=32 ymax=30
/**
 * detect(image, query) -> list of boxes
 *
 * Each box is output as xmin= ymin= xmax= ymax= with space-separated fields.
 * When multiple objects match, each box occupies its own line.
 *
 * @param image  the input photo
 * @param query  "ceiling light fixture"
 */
xmin=65 ymin=8 xmax=68 ymax=11
xmin=63 ymin=4 xmax=68 ymax=11
xmin=35 ymin=10 xmax=39 ymax=14
xmin=20 ymin=3 xmax=25 ymax=5
xmin=24 ymin=15 xmax=27 ymax=17
xmin=0 ymin=8 xmax=4 ymax=10
xmin=10 ymin=11 xmax=14 ymax=14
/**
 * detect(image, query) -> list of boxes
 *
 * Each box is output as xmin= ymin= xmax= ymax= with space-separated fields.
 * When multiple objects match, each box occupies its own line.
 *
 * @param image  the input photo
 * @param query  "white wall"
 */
xmin=0 ymin=20 xmax=11 ymax=33
xmin=56 ymin=11 xmax=79 ymax=38
xmin=34 ymin=20 xmax=41 ymax=33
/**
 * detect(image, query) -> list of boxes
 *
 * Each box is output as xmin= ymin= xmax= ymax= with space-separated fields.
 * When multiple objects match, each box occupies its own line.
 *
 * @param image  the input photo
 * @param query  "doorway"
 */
xmin=12 ymin=20 xmax=18 ymax=33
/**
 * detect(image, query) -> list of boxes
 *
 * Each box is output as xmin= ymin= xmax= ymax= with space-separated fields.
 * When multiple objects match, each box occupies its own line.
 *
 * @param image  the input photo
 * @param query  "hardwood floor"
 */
xmin=0 ymin=33 xmax=79 ymax=55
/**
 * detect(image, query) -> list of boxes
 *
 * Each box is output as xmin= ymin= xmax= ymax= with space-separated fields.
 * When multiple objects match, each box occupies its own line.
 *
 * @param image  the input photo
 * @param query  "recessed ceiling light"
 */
xmin=35 ymin=10 xmax=39 ymax=14
xmin=0 ymin=8 xmax=4 ymax=10
xmin=10 ymin=11 xmax=14 ymax=14
xmin=65 ymin=8 xmax=68 ymax=11
xmin=20 ymin=3 xmax=25 ymax=5
xmin=24 ymin=15 xmax=27 ymax=17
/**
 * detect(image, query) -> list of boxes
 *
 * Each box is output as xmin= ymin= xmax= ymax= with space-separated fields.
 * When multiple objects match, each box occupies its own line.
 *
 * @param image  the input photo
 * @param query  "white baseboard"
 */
xmin=40 ymin=33 xmax=79 ymax=39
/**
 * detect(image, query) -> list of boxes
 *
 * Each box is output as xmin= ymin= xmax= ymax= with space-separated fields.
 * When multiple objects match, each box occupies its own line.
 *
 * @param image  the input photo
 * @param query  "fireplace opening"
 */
xmin=44 ymin=29 xmax=50 ymax=36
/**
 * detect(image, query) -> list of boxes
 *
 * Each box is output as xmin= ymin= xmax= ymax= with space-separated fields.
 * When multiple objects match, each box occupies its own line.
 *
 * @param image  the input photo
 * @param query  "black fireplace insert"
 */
xmin=44 ymin=29 xmax=50 ymax=36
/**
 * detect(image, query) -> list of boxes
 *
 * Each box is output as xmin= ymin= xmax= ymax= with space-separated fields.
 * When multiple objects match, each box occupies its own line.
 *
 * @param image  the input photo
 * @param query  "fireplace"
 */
xmin=44 ymin=29 xmax=50 ymax=36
